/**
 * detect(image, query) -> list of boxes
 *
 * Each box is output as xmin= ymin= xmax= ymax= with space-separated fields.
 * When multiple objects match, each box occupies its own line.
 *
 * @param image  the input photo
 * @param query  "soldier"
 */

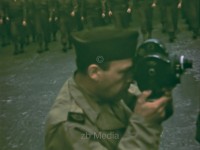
xmin=101 ymin=0 xmax=113 ymax=26
xmin=108 ymin=0 xmax=133 ymax=29
xmin=133 ymin=0 xmax=157 ymax=40
xmin=158 ymin=0 xmax=167 ymax=33
xmin=48 ymin=0 xmax=59 ymax=41
xmin=0 ymin=0 xmax=9 ymax=47
xmin=24 ymin=0 xmax=36 ymax=44
xmin=7 ymin=0 xmax=27 ymax=55
xmin=58 ymin=0 xmax=78 ymax=52
xmin=158 ymin=0 xmax=182 ymax=42
xmin=70 ymin=0 xmax=84 ymax=31
xmin=45 ymin=28 xmax=173 ymax=150
xmin=182 ymin=0 xmax=199 ymax=39
xmin=34 ymin=0 xmax=50 ymax=53
xmin=80 ymin=0 xmax=107 ymax=29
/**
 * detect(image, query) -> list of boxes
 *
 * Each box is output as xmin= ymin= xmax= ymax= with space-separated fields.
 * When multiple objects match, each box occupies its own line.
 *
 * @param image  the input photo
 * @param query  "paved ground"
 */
xmin=0 ymin=16 xmax=200 ymax=150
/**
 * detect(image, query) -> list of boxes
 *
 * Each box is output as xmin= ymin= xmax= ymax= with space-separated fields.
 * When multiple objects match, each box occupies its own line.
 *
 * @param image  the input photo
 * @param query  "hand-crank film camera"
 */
xmin=134 ymin=39 xmax=193 ymax=98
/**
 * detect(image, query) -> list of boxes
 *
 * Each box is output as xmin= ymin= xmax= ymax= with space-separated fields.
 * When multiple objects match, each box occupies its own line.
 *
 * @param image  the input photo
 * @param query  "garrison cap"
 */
xmin=72 ymin=28 xmax=139 ymax=65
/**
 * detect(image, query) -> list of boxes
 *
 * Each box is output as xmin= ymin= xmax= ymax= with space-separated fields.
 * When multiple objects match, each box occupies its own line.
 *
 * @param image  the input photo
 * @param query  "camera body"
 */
xmin=134 ymin=39 xmax=193 ymax=98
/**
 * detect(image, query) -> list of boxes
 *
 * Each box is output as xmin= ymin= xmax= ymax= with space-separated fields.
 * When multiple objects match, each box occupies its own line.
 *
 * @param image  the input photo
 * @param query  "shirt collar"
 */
xmin=68 ymin=76 xmax=129 ymax=130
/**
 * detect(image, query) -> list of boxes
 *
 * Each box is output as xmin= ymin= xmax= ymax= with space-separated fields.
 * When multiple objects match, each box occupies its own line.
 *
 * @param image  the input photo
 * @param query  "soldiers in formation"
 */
xmin=0 ymin=0 xmax=199 ymax=55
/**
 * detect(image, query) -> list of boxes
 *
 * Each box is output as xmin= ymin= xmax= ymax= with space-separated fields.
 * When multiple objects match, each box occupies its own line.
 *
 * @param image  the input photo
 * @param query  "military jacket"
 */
xmin=45 ymin=77 xmax=163 ymax=150
xmin=158 ymin=0 xmax=180 ymax=5
xmin=58 ymin=0 xmax=74 ymax=16
xmin=108 ymin=0 xmax=133 ymax=11
xmin=133 ymin=0 xmax=156 ymax=6
xmin=7 ymin=0 xmax=26 ymax=19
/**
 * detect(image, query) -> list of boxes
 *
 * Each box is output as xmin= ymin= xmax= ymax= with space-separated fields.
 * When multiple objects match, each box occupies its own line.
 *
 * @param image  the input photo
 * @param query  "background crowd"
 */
xmin=0 ymin=0 xmax=199 ymax=55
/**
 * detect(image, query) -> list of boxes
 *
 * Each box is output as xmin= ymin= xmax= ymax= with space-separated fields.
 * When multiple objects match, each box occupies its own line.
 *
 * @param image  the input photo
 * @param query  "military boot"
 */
xmin=192 ymin=29 xmax=198 ymax=39
xmin=13 ymin=43 xmax=19 ymax=55
xmin=169 ymin=32 xmax=176 ymax=43
xmin=62 ymin=43 xmax=68 ymax=52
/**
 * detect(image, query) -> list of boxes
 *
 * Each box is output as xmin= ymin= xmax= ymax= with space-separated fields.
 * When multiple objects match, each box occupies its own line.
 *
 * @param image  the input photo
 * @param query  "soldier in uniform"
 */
xmin=108 ymin=0 xmax=133 ymax=29
xmin=0 ymin=0 xmax=9 ymax=47
xmin=48 ymin=0 xmax=59 ymax=41
xmin=158 ymin=0 xmax=182 ymax=42
xmin=34 ymin=0 xmax=50 ymax=53
xmin=24 ymin=0 xmax=36 ymax=44
xmin=133 ymin=0 xmax=157 ymax=40
xmin=182 ymin=0 xmax=199 ymax=39
xmin=7 ymin=0 xmax=27 ymax=55
xmin=58 ymin=0 xmax=78 ymax=52
xmin=80 ymin=0 xmax=107 ymax=29
xmin=45 ymin=28 xmax=173 ymax=150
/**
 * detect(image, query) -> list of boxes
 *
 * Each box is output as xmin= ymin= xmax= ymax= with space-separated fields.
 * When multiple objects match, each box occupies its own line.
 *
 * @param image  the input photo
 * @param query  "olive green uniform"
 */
xmin=133 ymin=0 xmax=156 ymax=39
xmin=58 ymin=0 xmax=77 ymax=51
xmin=0 ymin=0 xmax=10 ymax=47
xmin=48 ymin=0 xmax=59 ymax=41
xmin=81 ymin=0 xmax=106 ymax=29
xmin=158 ymin=0 xmax=181 ymax=42
xmin=45 ymin=77 xmax=163 ymax=150
xmin=34 ymin=0 xmax=51 ymax=52
xmin=182 ymin=0 xmax=199 ymax=39
xmin=7 ymin=0 xmax=26 ymax=54
xmin=24 ymin=0 xmax=36 ymax=44
xmin=108 ymin=0 xmax=133 ymax=28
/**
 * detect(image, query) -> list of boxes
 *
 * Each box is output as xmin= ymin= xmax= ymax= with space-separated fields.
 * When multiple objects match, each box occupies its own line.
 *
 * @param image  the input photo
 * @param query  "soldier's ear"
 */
xmin=87 ymin=64 xmax=102 ymax=81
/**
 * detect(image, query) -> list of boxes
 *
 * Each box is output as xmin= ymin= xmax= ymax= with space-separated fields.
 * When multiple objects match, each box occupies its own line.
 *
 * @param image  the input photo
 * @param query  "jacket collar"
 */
xmin=69 ymin=76 xmax=129 ymax=130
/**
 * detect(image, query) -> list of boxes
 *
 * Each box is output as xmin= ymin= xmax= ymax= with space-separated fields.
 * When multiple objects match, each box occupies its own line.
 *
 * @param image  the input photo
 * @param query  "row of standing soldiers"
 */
xmin=0 ymin=0 xmax=200 ymax=55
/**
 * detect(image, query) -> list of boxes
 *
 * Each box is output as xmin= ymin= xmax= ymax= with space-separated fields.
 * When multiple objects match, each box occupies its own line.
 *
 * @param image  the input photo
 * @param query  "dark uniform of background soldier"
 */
xmin=182 ymin=0 xmax=199 ymax=39
xmin=7 ymin=0 xmax=27 ymax=55
xmin=133 ymin=0 xmax=157 ymax=40
xmin=108 ymin=0 xmax=132 ymax=29
xmin=48 ymin=0 xmax=59 ymax=42
xmin=72 ymin=0 xmax=84 ymax=31
xmin=45 ymin=28 xmax=173 ymax=150
xmin=0 ymin=0 xmax=4 ymax=46
xmin=158 ymin=0 xmax=182 ymax=42
xmin=80 ymin=0 xmax=106 ymax=29
xmin=34 ymin=0 xmax=50 ymax=53
xmin=0 ymin=0 xmax=10 ymax=47
xmin=58 ymin=0 xmax=77 ymax=52
xmin=23 ymin=0 xmax=36 ymax=44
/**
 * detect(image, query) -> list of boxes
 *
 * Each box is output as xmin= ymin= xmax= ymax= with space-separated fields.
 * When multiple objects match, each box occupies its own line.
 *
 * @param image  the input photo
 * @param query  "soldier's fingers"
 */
xmin=137 ymin=90 xmax=152 ymax=103
xmin=152 ymin=96 xmax=170 ymax=110
xmin=157 ymin=106 xmax=166 ymax=118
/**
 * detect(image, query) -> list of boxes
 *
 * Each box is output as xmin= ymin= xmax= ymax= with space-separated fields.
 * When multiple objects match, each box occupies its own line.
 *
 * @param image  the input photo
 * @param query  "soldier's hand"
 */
xmin=54 ymin=17 xmax=58 ymax=21
xmin=102 ymin=12 xmax=105 ymax=18
xmin=81 ymin=16 xmax=84 ymax=21
xmin=6 ymin=16 xmax=9 ymax=21
xmin=0 ymin=18 xmax=3 ymax=24
xmin=22 ymin=20 xmax=27 ymax=26
xmin=108 ymin=11 xmax=112 ymax=17
xmin=127 ymin=8 xmax=131 ymax=13
xmin=134 ymin=90 xmax=172 ymax=123
xmin=152 ymin=2 xmax=156 ymax=8
xmin=71 ymin=11 xmax=75 ymax=17
xmin=49 ymin=17 xmax=52 ymax=22
xmin=177 ymin=2 xmax=182 ymax=9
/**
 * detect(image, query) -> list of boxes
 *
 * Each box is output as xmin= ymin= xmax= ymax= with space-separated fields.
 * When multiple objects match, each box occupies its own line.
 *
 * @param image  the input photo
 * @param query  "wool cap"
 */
xmin=72 ymin=28 xmax=139 ymax=65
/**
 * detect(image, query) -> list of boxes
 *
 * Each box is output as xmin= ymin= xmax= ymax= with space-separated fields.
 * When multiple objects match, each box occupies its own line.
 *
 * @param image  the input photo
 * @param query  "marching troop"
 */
xmin=0 ymin=0 xmax=199 ymax=55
